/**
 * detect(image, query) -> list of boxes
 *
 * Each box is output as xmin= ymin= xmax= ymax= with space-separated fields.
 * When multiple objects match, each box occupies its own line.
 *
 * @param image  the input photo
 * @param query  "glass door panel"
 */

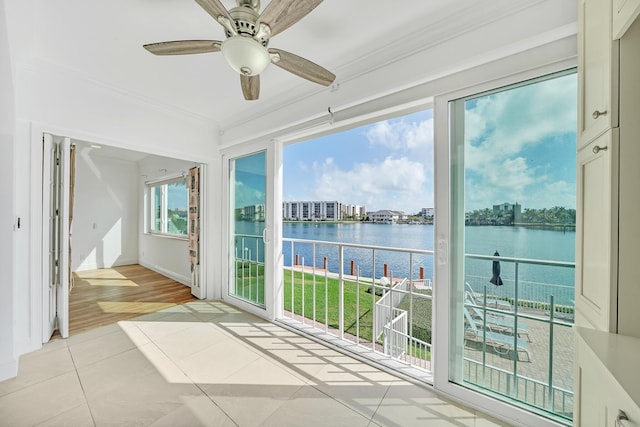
xmin=449 ymin=71 xmax=577 ymax=422
xmin=229 ymin=151 xmax=266 ymax=307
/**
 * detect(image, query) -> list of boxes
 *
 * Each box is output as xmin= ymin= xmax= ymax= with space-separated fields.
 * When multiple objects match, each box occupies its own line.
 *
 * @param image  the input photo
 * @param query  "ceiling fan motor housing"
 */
xmin=227 ymin=4 xmax=269 ymax=47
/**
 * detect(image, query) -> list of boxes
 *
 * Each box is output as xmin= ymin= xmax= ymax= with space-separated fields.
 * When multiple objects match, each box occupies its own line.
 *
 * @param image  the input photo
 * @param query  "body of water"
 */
xmin=235 ymin=221 xmax=576 ymax=305
xmin=283 ymin=222 xmax=575 ymax=305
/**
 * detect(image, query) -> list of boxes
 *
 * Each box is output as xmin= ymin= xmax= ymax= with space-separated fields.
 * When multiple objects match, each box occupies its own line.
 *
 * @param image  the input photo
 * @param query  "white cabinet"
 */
xmin=578 ymin=0 xmax=619 ymax=147
xmin=613 ymin=0 xmax=640 ymax=39
xmin=616 ymin=13 xmax=640 ymax=338
xmin=575 ymin=328 xmax=640 ymax=427
xmin=575 ymin=131 xmax=618 ymax=332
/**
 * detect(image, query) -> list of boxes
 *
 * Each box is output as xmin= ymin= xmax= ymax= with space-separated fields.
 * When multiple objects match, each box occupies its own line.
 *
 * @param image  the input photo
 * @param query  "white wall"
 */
xmin=4 ymin=4 xmax=218 ymax=356
xmin=138 ymin=156 xmax=197 ymax=286
xmin=72 ymin=147 xmax=139 ymax=271
xmin=0 ymin=0 xmax=17 ymax=381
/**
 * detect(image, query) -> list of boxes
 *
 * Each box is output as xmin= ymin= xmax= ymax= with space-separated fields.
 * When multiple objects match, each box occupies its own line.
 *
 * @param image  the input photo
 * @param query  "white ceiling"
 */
xmin=28 ymin=0 xmax=546 ymax=128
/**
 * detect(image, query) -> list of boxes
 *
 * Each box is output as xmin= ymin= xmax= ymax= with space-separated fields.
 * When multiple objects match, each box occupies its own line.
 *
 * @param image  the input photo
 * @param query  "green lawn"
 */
xmin=233 ymin=260 xmax=265 ymax=306
xmin=283 ymin=269 xmax=379 ymax=342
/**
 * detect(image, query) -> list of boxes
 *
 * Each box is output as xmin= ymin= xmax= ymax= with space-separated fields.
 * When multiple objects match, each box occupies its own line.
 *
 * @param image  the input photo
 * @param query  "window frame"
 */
xmin=433 ymin=66 xmax=577 ymax=427
xmin=146 ymin=175 xmax=189 ymax=239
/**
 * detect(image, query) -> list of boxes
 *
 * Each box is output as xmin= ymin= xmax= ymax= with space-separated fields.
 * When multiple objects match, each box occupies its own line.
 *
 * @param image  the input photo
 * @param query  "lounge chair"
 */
xmin=463 ymin=308 xmax=531 ymax=362
xmin=465 ymin=282 xmax=512 ymax=311
xmin=465 ymin=296 xmax=530 ymax=341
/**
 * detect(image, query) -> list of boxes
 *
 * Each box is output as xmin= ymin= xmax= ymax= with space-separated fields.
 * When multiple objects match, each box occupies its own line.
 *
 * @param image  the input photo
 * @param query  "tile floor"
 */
xmin=0 ymin=301 xmax=510 ymax=426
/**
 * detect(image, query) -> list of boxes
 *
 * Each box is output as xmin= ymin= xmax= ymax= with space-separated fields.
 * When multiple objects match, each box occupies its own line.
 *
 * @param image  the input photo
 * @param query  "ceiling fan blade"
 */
xmin=144 ymin=40 xmax=222 ymax=55
xmin=257 ymin=0 xmax=323 ymax=38
xmin=194 ymin=0 xmax=237 ymax=35
xmin=269 ymin=48 xmax=335 ymax=86
xmin=241 ymin=75 xmax=260 ymax=100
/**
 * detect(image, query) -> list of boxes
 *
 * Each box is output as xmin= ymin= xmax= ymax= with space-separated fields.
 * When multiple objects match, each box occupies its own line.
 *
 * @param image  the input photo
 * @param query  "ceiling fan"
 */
xmin=143 ymin=0 xmax=336 ymax=101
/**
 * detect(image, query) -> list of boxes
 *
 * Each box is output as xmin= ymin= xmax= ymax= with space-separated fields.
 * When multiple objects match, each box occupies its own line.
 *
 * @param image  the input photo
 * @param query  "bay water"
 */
xmin=281 ymin=222 xmax=576 ymax=305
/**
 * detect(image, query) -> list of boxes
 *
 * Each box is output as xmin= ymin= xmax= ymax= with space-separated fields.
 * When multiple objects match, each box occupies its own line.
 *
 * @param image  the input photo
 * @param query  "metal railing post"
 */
xmin=301 ymin=257 xmax=305 ymax=325
xmin=290 ymin=240 xmax=294 ymax=317
xmin=548 ymin=295 xmax=555 ymax=410
xmin=312 ymin=244 xmax=317 ymax=327
xmin=482 ymin=286 xmax=487 ymax=380
xmin=338 ymin=244 xmax=344 ymax=339
xmin=372 ymin=249 xmax=376 ymax=350
xmin=513 ymin=261 xmax=519 ymax=395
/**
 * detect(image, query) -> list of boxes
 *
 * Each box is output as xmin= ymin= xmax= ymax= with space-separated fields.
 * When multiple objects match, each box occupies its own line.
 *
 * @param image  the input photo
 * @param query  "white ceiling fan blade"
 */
xmin=143 ymin=40 xmax=222 ymax=55
xmin=256 ymin=0 xmax=323 ymax=39
xmin=241 ymin=75 xmax=260 ymax=100
xmin=269 ymin=48 xmax=335 ymax=86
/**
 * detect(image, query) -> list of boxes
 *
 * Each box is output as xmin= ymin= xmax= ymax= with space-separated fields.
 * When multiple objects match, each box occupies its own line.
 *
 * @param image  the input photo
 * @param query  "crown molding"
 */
xmin=17 ymin=58 xmax=219 ymax=125
xmin=218 ymin=0 xmax=556 ymax=135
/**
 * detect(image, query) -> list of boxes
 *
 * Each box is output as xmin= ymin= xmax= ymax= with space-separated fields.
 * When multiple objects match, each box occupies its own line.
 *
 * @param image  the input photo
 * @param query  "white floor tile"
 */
xmin=372 ymin=380 xmax=476 ymax=426
xmin=35 ymin=403 xmax=95 ymax=427
xmin=178 ymin=339 xmax=262 ymax=385
xmin=68 ymin=328 xmax=139 ymax=368
xmin=149 ymin=395 xmax=236 ymax=427
xmin=86 ymin=369 xmax=203 ymax=426
xmin=76 ymin=346 xmax=164 ymax=401
xmin=0 ymin=371 xmax=87 ymax=426
xmin=261 ymin=385 xmax=371 ymax=427
xmin=0 ymin=300 xmax=520 ymax=427
xmin=0 ymin=346 xmax=75 ymax=397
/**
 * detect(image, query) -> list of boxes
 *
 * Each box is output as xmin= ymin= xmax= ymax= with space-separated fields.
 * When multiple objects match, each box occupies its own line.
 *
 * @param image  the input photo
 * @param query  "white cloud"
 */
xmin=234 ymin=181 xmax=264 ymax=208
xmin=365 ymin=116 xmax=434 ymax=155
xmin=311 ymin=156 xmax=430 ymax=212
xmin=463 ymin=74 xmax=577 ymax=210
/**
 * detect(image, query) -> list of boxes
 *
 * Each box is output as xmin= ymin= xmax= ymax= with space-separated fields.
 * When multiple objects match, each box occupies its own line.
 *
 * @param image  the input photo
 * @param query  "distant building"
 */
xmin=420 ymin=208 xmax=434 ymax=218
xmin=368 ymin=210 xmax=405 ymax=224
xmin=492 ymin=202 xmax=522 ymax=225
xmin=237 ymin=204 xmax=265 ymax=221
xmin=282 ymin=201 xmax=366 ymax=221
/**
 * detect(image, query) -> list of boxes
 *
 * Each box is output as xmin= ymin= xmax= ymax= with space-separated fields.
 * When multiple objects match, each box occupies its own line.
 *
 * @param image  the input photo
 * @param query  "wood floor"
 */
xmin=69 ymin=264 xmax=196 ymax=335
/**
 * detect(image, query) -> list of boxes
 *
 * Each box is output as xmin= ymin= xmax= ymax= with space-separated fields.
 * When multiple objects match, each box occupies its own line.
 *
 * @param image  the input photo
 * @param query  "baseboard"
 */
xmin=0 ymin=357 xmax=18 ymax=382
xmin=138 ymin=261 xmax=191 ymax=287
xmin=75 ymin=257 xmax=139 ymax=272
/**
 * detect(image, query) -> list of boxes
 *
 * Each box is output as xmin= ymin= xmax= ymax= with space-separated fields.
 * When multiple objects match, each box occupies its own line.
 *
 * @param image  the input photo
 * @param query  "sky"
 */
xmin=284 ymin=110 xmax=434 ymax=214
xmin=463 ymin=72 xmax=577 ymax=211
xmin=283 ymin=72 xmax=577 ymax=214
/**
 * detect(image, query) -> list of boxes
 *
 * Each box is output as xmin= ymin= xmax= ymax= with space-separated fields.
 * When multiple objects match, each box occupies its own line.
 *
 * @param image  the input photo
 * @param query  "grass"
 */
xmin=233 ymin=260 xmax=265 ymax=305
xmin=235 ymin=264 xmax=433 ymax=363
xmin=283 ymin=268 xmax=379 ymax=342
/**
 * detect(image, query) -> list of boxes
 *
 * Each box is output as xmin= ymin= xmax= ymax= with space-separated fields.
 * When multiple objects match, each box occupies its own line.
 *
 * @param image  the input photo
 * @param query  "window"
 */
xmin=148 ymin=176 xmax=188 ymax=236
xmin=448 ymin=70 xmax=577 ymax=422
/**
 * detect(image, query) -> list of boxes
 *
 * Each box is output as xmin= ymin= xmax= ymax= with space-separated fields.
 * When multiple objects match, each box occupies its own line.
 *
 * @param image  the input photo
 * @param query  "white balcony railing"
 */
xmin=232 ymin=235 xmax=575 ymax=422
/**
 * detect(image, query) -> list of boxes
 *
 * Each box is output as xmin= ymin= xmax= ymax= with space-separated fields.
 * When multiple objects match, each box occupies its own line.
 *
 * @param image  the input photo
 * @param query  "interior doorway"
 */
xmin=42 ymin=134 xmax=207 ymax=341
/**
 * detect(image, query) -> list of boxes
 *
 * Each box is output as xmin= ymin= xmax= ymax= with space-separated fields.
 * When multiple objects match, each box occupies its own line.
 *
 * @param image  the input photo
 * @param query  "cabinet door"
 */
xmin=575 ymin=130 xmax=618 ymax=332
xmin=578 ymin=0 xmax=619 ymax=147
xmin=575 ymin=337 xmax=607 ymax=426
xmin=605 ymin=383 xmax=640 ymax=427
xmin=613 ymin=0 xmax=640 ymax=39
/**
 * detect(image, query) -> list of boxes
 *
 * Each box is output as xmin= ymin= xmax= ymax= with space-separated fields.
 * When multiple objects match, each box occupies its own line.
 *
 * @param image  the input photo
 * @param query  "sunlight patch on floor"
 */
xmin=97 ymin=301 xmax=176 ymax=313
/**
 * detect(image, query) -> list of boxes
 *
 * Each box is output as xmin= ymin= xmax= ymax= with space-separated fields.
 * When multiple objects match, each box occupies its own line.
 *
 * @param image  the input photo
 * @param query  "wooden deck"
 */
xmin=69 ymin=264 xmax=196 ymax=335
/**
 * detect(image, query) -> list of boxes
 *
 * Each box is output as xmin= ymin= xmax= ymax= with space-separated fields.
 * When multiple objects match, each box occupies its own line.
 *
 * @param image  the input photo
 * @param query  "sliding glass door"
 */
xmin=448 ymin=71 xmax=577 ymax=422
xmin=229 ymin=151 xmax=267 ymax=307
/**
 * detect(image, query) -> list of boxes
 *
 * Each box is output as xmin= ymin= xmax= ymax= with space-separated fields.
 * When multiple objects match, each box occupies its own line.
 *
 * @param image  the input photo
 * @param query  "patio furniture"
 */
xmin=465 ymin=296 xmax=531 ymax=341
xmin=463 ymin=307 xmax=531 ymax=362
xmin=465 ymin=282 xmax=512 ymax=311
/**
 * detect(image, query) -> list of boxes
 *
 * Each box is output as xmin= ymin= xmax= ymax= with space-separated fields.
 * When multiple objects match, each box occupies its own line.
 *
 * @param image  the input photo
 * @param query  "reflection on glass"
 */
xmin=450 ymin=71 xmax=577 ymax=422
xmin=153 ymin=186 xmax=162 ymax=231
xmin=167 ymin=180 xmax=188 ymax=235
xmin=230 ymin=152 xmax=266 ymax=307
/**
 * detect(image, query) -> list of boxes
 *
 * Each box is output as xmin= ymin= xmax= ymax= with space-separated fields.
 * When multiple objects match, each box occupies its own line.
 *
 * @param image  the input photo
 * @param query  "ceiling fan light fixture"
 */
xmin=221 ymin=36 xmax=270 ymax=76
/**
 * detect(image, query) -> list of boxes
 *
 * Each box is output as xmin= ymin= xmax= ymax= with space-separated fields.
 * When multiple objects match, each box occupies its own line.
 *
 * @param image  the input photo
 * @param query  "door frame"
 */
xmin=41 ymin=134 xmax=71 ymax=341
xmin=33 ymin=126 xmax=214 ymax=346
xmin=220 ymin=140 xmax=281 ymax=321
